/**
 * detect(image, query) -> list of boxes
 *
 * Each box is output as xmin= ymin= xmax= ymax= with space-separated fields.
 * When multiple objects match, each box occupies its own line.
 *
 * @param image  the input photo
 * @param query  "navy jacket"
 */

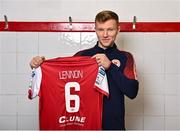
xmin=75 ymin=43 xmax=139 ymax=130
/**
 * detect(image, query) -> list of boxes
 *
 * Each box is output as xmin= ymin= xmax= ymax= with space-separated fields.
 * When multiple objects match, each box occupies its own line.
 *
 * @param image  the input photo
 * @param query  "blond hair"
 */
xmin=95 ymin=10 xmax=119 ymax=24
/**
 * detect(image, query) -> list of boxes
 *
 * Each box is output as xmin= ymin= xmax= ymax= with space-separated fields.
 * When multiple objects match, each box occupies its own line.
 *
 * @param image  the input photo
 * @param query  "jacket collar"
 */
xmin=94 ymin=41 xmax=117 ymax=52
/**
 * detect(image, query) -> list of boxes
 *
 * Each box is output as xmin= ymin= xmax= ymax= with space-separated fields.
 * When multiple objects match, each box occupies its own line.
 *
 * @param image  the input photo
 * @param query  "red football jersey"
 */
xmin=28 ymin=56 xmax=109 ymax=130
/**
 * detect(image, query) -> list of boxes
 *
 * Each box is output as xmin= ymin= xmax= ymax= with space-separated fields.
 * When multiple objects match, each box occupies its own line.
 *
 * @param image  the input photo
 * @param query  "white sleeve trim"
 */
xmin=95 ymin=66 xmax=109 ymax=96
xmin=31 ymin=67 xmax=42 ymax=98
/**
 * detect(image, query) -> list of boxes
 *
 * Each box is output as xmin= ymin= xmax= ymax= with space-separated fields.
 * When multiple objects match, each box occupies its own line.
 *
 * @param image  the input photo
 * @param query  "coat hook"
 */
xmin=133 ymin=16 xmax=136 ymax=30
xmin=4 ymin=15 xmax=9 ymax=30
xmin=69 ymin=16 xmax=72 ymax=30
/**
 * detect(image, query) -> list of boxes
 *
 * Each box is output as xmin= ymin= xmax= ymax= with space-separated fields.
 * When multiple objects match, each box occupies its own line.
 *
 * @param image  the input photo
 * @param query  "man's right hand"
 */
xmin=29 ymin=56 xmax=45 ymax=69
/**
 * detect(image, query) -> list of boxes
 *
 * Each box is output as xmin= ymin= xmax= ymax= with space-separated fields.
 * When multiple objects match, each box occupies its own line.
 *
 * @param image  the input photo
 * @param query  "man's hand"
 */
xmin=92 ymin=54 xmax=111 ymax=70
xmin=29 ymin=56 xmax=45 ymax=69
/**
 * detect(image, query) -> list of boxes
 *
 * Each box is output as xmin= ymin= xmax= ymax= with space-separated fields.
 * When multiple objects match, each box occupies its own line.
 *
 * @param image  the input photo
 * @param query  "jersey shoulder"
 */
xmin=117 ymin=49 xmax=137 ymax=80
xmin=117 ymin=49 xmax=134 ymax=59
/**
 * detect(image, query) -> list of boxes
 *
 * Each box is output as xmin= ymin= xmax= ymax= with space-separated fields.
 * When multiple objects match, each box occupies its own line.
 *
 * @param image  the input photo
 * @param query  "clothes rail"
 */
xmin=0 ymin=21 xmax=180 ymax=32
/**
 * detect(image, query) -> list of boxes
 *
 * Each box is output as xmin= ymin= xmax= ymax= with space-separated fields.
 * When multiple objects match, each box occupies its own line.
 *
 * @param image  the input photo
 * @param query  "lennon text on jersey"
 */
xmin=59 ymin=70 xmax=83 ymax=79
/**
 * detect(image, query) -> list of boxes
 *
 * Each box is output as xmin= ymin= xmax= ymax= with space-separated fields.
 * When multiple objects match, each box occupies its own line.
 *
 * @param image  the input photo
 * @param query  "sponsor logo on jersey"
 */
xmin=59 ymin=115 xmax=86 ymax=127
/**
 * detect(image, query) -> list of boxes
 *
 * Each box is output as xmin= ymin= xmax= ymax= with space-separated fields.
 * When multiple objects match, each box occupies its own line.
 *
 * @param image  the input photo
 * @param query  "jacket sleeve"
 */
xmin=107 ymin=52 xmax=139 ymax=99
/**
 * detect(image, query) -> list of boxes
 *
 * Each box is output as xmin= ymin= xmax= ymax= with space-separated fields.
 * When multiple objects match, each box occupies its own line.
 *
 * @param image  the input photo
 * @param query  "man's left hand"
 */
xmin=92 ymin=54 xmax=111 ymax=70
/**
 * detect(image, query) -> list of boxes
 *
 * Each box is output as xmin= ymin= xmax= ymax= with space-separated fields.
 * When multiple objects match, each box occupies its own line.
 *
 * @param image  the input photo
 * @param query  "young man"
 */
xmin=30 ymin=10 xmax=139 ymax=130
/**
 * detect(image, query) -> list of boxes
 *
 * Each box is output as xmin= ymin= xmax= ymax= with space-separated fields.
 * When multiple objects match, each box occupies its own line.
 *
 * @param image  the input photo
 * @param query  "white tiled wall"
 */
xmin=0 ymin=0 xmax=180 ymax=130
xmin=1 ymin=0 xmax=179 ymax=21
xmin=124 ymin=33 xmax=180 ymax=130
xmin=0 ymin=31 xmax=180 ymax=130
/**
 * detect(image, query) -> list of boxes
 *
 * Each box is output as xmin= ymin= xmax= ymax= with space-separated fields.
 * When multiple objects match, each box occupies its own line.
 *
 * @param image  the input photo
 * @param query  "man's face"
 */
xmin=95 ymin=19 xmax=120 ymax=49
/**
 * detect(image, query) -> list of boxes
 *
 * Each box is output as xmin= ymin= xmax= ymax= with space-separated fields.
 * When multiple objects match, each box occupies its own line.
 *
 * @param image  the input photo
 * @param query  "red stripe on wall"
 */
xmin=0 ymin=21 xmax=180 ymax=32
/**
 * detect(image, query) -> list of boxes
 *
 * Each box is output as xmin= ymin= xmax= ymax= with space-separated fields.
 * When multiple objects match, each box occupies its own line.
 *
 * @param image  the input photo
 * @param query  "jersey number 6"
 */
xmin=65 ymin=82 xmax=80 ymax=113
